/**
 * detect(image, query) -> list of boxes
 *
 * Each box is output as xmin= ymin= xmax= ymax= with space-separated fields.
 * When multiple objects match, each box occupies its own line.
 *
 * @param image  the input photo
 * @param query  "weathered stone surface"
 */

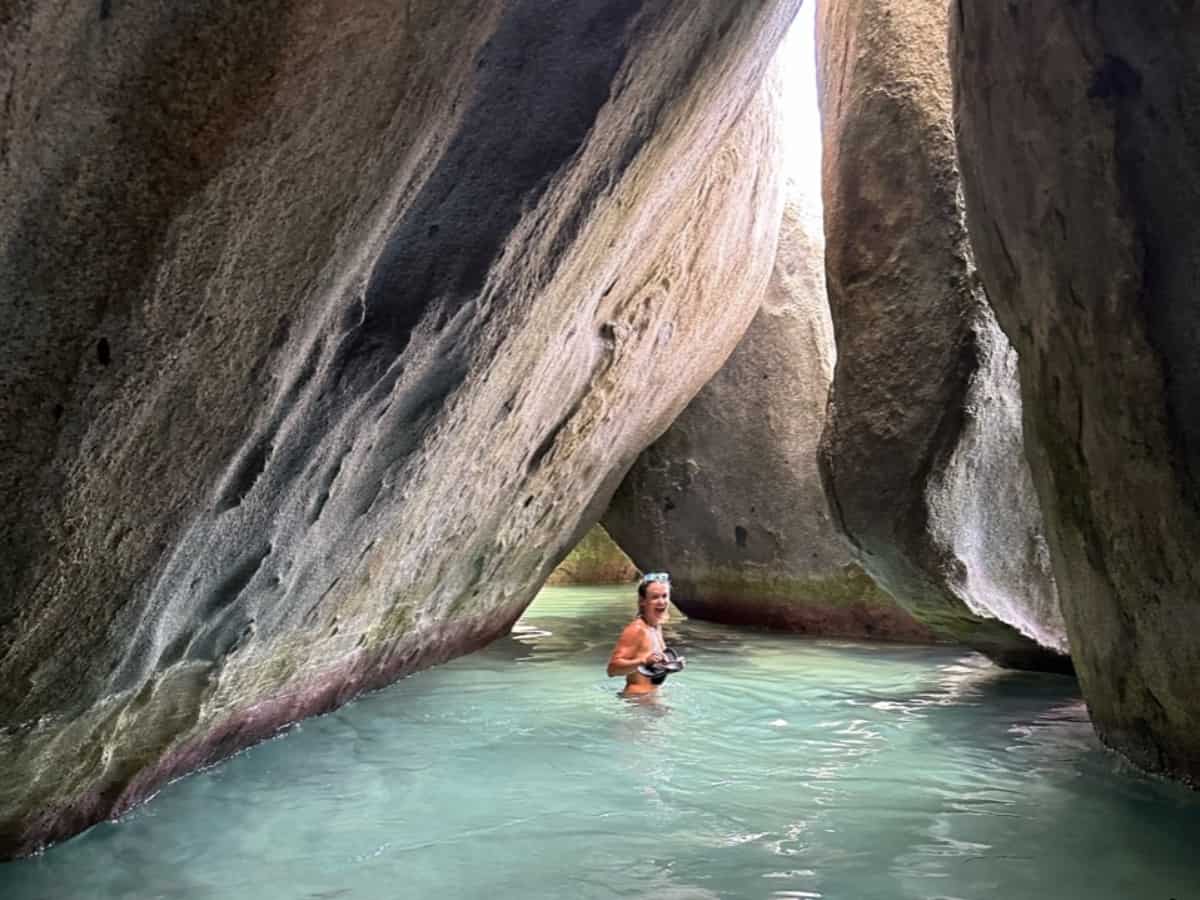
xmin=815 ymin=0 xmax=1069 ymax=667
xmin=546 ymin=525 xmax=637 ymax=586
xmin=952 ymin=2 xmax=1200 ymax=783
xmin=604 ymin=186 xmax=932 ymax=642
xmin=0 ymin=0 xmax=798 ymax=855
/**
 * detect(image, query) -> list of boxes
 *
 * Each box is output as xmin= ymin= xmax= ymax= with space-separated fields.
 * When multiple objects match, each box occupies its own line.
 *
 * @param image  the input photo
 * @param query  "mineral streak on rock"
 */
xmin=952 ymin=1 xmax=1200 ymax=783
xmin=0 ymin=0 xmax=800 ymax=856
xmin=815 ymin=0 xmax=1069 ymax=669
xmin=605 ymin=185 xmax=933 ymax=643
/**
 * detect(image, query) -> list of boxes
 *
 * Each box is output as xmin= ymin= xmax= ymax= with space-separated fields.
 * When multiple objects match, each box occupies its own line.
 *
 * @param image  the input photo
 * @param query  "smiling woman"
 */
xmin=606 ymin=572 xmax=676 ymax=694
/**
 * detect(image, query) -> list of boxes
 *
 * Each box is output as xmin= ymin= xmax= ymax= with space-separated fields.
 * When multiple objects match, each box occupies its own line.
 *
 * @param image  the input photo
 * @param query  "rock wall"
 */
xmin=815 ymin=0 xmax=1069 ymax=668
xmin=952 ymin=2 xmax=1200 ymax=783
xmin=604 ymin=185 xmax=931 ymax=642
xmin=546 ymin=525 xmax=637 ymax=586
xmin=0 ymin=0 xmax=799 ymax=856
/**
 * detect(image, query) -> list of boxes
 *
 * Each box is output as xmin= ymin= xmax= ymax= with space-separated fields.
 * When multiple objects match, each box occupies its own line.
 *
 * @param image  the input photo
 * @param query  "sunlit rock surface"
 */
xmin=952 ymin=2 xmax=1200 ymax=784
xmin=924 ymin=307 xmax=1067 ymax=655
xmin=604 ymin=186 xmax=931 ymax=642
xmin=815 ymin=0 xmax=1068 ymax=668
xmin=546 ymin=525 xmax=636 ymax=586
xmin=0 ymin=0 xmax=799 ymax=855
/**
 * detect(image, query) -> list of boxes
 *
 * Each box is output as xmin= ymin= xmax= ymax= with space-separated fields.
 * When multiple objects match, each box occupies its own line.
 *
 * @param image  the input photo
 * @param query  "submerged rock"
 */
xmin=0 ymin=0 xmax=799 ymax=856
xmin=952 ymin=3 xmax=1200 ymax=784
xmin=604 ymin=186 xmax=931 ymax=642
xmin=815 ymin=0 xmax=1068 ymax=668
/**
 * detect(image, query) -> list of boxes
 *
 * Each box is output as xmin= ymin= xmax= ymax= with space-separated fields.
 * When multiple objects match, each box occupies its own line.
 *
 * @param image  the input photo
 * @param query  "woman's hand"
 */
xmin=645 ymin=651 xmax=665 ymax=666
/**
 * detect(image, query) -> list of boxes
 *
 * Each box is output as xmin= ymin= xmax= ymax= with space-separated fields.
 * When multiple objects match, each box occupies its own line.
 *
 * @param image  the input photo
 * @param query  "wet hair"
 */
xmin=637 ymin=572 xmax=670 ymax=598
xmin=637 ymin=580 xmax=669 ymax=617
xmin=638 ymin=581 xmax=670 ymax=600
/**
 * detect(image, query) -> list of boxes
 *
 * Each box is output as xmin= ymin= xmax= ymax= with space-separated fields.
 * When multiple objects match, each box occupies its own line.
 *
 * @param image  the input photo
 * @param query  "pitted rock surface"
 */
xmin=815 ymin=0 xmax=1068 ymax=669
xmin=0 ymin=0 xmax=799 ymax=856
xmin=952 ymin=1 xmax=1200 ymax=784
xmin=604 ymin=187 xmax=930 ymax=642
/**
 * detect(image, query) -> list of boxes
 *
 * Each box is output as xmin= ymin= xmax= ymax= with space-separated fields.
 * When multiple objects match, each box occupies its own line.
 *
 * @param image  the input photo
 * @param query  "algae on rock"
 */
xmin=547 ymin=525 xmax=637 ymax=586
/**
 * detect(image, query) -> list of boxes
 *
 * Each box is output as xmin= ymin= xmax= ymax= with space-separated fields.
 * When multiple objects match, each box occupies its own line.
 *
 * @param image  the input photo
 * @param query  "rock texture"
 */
xmin=952 ymin=2 xmax=1200 ymax=783
xmin=604 ymin=187 xmax=931 ymax=641
xmin=816 ymin=0 xmax=1069 ymax=668
xmin=546 ymin=525 xmax=637 ymax=586
xmin=0 ymin=0 xmax=799 ymax=856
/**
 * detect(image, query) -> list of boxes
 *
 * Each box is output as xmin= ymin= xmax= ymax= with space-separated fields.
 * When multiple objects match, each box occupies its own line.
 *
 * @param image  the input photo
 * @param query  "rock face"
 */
xmin=0 ymin=0 xmax=799 ymax=856
xmin=952 ymin=2 xmax=1200 ymax=783
xmin=815 ymin=0 xmax=1069 ymax=667
xmin=546 ymin=525 xmax=637 ymax=586
xmin=604 ymin=187 xmax=931 ymax=641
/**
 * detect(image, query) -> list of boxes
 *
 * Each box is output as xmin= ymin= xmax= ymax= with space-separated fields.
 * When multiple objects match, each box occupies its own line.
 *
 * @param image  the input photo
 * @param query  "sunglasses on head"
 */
xmin=640 ymin=572 xmax=670 ymax=585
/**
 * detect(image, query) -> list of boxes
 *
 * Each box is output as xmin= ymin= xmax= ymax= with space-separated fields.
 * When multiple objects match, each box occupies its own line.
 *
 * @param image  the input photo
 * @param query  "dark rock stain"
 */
xmin=1088 ymin=55 xmax=1142 ymax=101
xmin=335 ymin=0 xmax=642 ymax=385
xmin=203 ymin=543 xmax=272 ymax=618
xmin=527 ymin=418 xmax=567 ymax=473
xmin=217 ymin=436 xmax=271 ymax=513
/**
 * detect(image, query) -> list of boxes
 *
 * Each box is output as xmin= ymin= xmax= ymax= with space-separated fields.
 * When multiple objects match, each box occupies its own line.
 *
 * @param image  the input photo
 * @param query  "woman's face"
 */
xmin=640 ymin=582 xmax=670 ymax=624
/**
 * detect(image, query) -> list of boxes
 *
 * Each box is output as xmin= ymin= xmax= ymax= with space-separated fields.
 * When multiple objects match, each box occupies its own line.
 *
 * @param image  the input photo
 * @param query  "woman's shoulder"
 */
xmin=620 ymin=618 xmax=648 ymax=639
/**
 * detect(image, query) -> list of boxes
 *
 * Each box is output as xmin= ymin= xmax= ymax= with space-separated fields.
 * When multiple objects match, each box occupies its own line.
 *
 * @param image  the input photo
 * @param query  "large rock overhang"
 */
xmin=0 ymin=0 xmax=800 ymax=856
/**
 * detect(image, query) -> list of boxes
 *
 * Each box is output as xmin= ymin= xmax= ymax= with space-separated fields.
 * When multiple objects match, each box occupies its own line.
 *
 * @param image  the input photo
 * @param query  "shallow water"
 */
xmin=3 ymin=586 xmax=1198 ymax=900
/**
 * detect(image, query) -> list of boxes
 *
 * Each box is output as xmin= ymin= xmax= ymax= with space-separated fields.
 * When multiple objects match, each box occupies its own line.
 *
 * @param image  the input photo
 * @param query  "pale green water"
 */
xmin=3 ymin=586 xmax=1197 ymax=900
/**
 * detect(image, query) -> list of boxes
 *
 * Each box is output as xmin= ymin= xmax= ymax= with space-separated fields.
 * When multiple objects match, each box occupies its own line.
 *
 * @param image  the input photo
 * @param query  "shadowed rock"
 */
xmin=816 ymin=0 xmax=1069 ymax=669
xmin=605 ymin=183 xmax=932 ymax=643
xmin=0 ymin=0 xmax=799 ymax=856
xmin=952 ymin=1 xmax=1200 ymax=784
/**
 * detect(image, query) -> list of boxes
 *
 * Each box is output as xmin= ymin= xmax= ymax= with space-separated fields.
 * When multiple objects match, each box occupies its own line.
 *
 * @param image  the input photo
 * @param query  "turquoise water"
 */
xmin=3 ymin=586 xmax=1198 ymax=900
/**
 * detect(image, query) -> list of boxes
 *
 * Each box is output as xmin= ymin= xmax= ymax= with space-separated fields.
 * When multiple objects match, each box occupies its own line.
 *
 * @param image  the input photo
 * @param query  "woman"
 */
xmin=607 ymin=572 xmax=672 ymax=695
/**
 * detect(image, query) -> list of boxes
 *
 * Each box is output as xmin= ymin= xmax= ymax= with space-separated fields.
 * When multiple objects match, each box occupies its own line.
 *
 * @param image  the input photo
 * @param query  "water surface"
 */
xmin=3 ymin=586 xmax=1197 ymax=899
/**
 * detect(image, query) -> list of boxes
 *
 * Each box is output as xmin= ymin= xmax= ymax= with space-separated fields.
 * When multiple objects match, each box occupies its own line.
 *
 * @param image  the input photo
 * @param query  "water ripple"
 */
xmin=2 ymin=587 xmax=1197 ymax=900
